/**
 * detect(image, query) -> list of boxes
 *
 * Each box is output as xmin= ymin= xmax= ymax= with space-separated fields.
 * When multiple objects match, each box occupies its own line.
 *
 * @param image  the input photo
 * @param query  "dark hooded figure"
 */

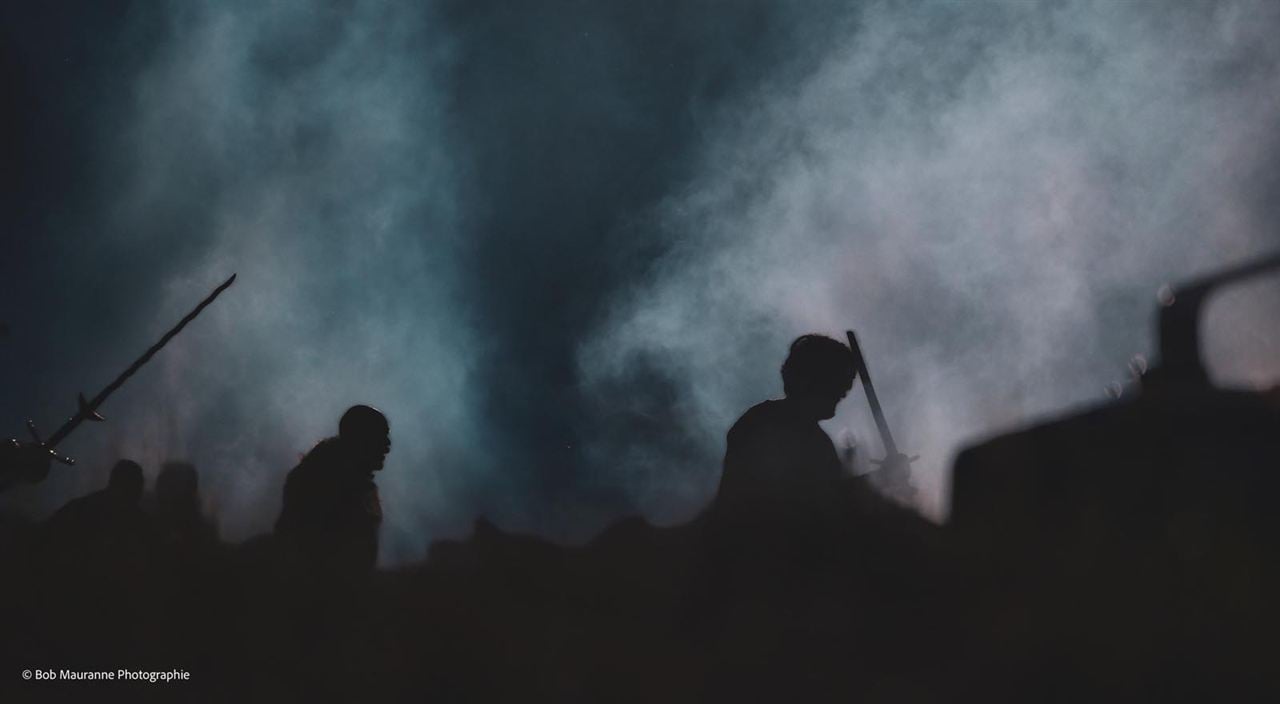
xmin=275 ymin=405 xmax=390 ymax=575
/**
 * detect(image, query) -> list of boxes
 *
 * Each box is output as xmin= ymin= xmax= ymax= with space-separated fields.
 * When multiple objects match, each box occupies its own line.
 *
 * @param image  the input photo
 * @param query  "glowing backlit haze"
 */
xmin=2 ymin=0 xmax=1277 ymax=563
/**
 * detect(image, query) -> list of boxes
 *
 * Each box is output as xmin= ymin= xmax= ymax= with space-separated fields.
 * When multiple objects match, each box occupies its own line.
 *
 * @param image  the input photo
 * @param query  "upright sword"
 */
xmin=846 ymin=330 xmax=917 ymax=494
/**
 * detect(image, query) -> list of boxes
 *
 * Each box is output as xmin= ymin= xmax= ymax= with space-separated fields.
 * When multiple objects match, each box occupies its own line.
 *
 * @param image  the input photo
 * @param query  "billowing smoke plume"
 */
xmin=580 ymin=0 xmax=1280 ymax=523
xmin=117 ymin=2 xmax=485 ymax=560
xmin=3 ymin=1 xmax=1278 ymax=562
xmin=1 ymin=1 xmax=485 ymax=562
xmin=2 ymin=0 xmax=825 ymax=560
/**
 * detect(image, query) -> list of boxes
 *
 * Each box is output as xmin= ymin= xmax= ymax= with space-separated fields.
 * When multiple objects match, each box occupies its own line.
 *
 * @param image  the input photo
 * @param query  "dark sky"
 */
xmin=3 ymin=0 xmax=1278 ymax=563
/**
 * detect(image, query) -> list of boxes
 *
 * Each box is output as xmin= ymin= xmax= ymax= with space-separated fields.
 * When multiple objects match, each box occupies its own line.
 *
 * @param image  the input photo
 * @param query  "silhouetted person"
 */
xmin=275 ymin=405 xmax=390 ymax=576
xmin=142 ymin=462 xmax=227 ymax=670
xmin=714 ymin=334 xmax=859 ymax=536
xmin=705 ymin=335 xmax=953 ymax=693
xmin=45 ymin=459 xmax=154 ymax=554
xmin=154 ymin=461 xmax=218 ymax=550
xmin=698 ymin=335 xmax=873 ymax=695
xmin=38 ymin=460 xmax=159 ymax=659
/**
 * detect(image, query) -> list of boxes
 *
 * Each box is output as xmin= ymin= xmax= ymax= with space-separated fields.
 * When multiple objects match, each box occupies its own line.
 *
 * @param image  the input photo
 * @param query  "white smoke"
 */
xmin=96 ymin=1 xmax=484 ymax=563
xmin=580 ymin=0 xmax=1280 ymax=523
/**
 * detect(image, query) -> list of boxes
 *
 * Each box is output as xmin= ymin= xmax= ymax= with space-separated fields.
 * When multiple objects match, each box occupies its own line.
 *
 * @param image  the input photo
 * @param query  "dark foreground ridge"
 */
xmin=1 ymin=254 xmax=1278 ymax=702
xmin=2 ymin=378 xmax=1277 ymax=702
xmin=0 ymin=383 xmax=1276 ymax=703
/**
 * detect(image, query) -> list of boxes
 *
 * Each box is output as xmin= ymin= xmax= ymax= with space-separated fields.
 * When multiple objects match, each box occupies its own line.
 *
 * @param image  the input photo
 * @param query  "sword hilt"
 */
xmin=871 ymin=453 xmax=919 ymax=467
xmin=871 ymin=451 xmax=919 ymax=503
xmin=42 ymin=273 xmax=235 ymax=451
xmin=26 ymin=420 xmax=75 ymax=466
xmin=4 ymin=274 xmax=235 ymax=490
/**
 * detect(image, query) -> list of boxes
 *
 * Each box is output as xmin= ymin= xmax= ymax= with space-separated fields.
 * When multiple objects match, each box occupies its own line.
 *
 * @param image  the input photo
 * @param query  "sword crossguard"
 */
xmin=77 ymin=393 xmax=105 ymax=422
xmin=871 ymin=452 xmax=919 ymax=468
xmin=870 ymin=451 xmax=919 ymax=503
xmin=24 ymin=420 xmax=75 ymax=466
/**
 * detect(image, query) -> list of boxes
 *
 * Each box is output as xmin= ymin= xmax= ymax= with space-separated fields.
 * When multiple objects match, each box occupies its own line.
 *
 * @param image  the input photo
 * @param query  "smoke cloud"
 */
xmin=579 ymin=0 xmax=1280 ymax=523
xmin=116 ymin=1 xmax=485 ymax=559
xmin=2 ymin=0 xmax=827 ymax=560
xmin=2 ymin=1 xmax=484 ymax=562
xmin=3 ymin=1 xmax=1278 ymax=562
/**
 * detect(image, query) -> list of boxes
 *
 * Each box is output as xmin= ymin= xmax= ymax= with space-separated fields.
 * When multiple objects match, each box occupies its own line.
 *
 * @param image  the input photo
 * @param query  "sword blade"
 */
xmin=846 ymin=329 xmax=898 ymax=457
xmin=44 ymin=274 xmax=237 ymax=449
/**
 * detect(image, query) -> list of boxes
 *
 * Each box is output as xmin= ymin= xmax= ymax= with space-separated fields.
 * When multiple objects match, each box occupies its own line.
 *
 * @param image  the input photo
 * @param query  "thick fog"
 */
xmin=578 ymin=0 xmax=1280 ymax=522
xmin=2 ymin=0 xmax=1277 ymax=563
xmin=3 ymin=1 xmax=480 ymax=558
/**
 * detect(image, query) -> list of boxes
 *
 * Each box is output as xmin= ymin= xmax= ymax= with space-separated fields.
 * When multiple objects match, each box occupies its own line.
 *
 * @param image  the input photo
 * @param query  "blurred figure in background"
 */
xmin=39 ymin=459 xmax=159 ymax=661
xmin=45 ymin=459 xmax=154 ymax=555
xmin=154 ymin=461 xmax=218 ymax=551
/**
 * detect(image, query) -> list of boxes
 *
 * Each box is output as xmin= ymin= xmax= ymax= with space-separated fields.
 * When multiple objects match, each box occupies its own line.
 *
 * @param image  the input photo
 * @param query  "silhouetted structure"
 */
xmin=275 ymin=405 xmax=390 ymax=576
xmin=947 ymin=251 xmax=1280 ymax=701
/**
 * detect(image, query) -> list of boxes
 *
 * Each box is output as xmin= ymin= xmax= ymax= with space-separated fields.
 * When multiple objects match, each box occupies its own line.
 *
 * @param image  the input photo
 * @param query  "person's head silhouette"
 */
xmin=339 ymin=405 xmax=391 ymax=475
xmin=781 ymin=335 xmax=857 ymax=421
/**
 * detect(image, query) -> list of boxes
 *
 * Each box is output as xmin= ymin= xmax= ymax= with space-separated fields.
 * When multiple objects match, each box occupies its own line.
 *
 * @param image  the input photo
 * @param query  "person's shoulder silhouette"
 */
xmin=49 ymin=459 xmax=144 ymax=523
xmin=46 ymin=459 xmax=156 ymax=561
